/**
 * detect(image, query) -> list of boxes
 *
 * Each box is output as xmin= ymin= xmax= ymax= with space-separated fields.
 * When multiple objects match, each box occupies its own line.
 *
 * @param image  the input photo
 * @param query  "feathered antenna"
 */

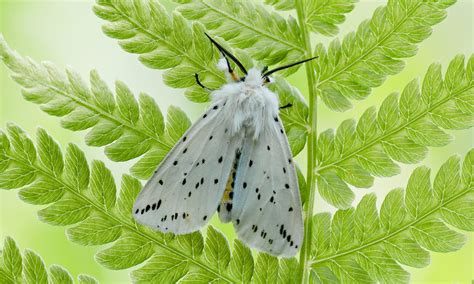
xmin=205 ymin=33 xmax=248 ymax=75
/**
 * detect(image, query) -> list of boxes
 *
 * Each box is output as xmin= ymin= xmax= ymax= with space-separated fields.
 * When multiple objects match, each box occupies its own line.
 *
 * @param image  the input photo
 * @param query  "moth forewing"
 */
xmin=133 ymin=101 xmax=244 ymax=234
xmin=230 ymin=115 xmax=303 ymax=257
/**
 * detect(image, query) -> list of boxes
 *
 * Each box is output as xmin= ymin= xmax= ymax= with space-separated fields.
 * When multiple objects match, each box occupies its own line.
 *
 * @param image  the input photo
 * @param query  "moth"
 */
xmin=133 ymin=34 xmax=316 ymax=257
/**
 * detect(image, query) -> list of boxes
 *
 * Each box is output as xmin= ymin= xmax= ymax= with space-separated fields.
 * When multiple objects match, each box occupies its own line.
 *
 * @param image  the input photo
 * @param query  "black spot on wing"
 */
xmin=252 ymin=225 xmax=258 ymax=233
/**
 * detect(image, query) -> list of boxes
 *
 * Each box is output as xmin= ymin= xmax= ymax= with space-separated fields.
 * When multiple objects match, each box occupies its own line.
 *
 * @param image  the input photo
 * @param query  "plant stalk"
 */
xmin=295 ymin=0 xmax=319 ymax=283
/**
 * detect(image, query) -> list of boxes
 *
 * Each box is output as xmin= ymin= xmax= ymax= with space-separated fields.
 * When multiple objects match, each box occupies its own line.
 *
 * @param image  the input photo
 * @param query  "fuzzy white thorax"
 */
xmin=212 ymin=68 xmax=279 ymax=139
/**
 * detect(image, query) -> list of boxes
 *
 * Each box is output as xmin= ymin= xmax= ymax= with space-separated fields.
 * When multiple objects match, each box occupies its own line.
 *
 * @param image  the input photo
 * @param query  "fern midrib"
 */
xmin=5 ymin=154 xmax=236 ymax=283
xmin=106 ymin=3 xmax=226 ymax=83
xmin=357 ymin=250 xmax=393 ymax=277
xmin=316 ymin=2 xmax=422 ymax=87
xmin=153 ymin=259 xmax=188 ymax=282
xmin=279 ymin=113 xmax=308 ymax=130
xmin=304 ymin=0 xmax=330 ymax=23
xmin=316 ymin=83 xmax=473 ymax=173
xmin=328 ymin=259 xmax=359 ymax=281
xmin=311 ymin=184 xmax=473 ymax=265
xmin=199 ymin=0 xmax=305 ymax=53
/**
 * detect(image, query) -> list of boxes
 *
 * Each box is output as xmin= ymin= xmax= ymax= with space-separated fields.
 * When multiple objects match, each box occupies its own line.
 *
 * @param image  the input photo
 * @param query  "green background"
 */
xmin=0 ymin=0 xmax=472 ymax=283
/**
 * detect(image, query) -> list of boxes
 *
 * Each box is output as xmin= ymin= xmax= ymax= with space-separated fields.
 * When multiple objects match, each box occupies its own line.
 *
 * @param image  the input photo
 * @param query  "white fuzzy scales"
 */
xmin=133 ymin=67 xmax=303 ymax=257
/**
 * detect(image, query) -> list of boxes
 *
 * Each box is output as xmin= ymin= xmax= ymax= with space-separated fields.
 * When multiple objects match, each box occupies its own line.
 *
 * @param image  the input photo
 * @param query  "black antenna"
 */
xmin=205 ymin=33 xmax=248 ymax=75
xmin=262 ymin=56 xmax=318 ymax=77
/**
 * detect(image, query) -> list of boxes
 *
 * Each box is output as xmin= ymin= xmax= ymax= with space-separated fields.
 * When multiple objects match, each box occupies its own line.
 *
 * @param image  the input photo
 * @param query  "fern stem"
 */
xmin=295 ymin=0 xmax=318 ymax=282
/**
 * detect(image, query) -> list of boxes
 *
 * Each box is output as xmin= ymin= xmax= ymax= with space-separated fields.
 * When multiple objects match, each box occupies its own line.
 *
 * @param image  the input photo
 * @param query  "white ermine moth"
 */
xmin=133 ymin=34 xmax=317 ymax=257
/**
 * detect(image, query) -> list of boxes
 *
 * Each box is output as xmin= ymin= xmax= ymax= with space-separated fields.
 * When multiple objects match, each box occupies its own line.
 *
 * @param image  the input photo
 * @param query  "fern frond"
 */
xmin=315 ymin=0 xmax=456 ymax=111
xmin=0 ymin=33 xmax=308 ymax=161
xmin=310 ymin=150 xmax=473 ymax=283
xmin=0 ymin=124 xmax=299 ymax=283
xmin=315 ymin=54 xmax=473 ymax=208
xmin=265 ymin=0 xmax=357 ymax=37
xmin=175 ymin=0 xmax=304 ymax=74
xmin=0 ymin=236 xmax=98 ymax=284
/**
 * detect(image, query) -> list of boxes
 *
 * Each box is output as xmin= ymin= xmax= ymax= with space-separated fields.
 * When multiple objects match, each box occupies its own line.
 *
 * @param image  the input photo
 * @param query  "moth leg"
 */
xmin=279 ymin=103 xmax=293 ymax=110
xmin=194 ymin=73 xmax=215 ymax=92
